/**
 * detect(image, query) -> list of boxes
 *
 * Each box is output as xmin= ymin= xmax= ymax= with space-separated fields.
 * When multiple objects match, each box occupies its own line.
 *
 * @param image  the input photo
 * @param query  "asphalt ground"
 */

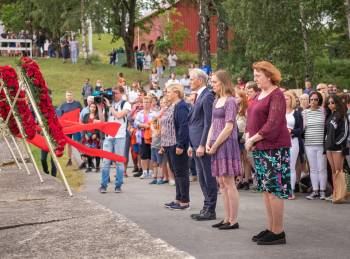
xmin=82 ymin=171 xmax=350 ymax=259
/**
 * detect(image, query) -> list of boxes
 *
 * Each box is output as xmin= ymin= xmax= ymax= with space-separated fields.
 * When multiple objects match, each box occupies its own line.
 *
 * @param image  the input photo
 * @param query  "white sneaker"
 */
xmin=306 ymin=191 xmax=319 ymax=200
xmin=319 ymin=191 xmax=326 ymax=200
xmin=325 ymin=195 xmax=333 ymax=202
xmin=140 ymin=171 xmax=147 ymax=179
xmin=147 ymin=171 xmax=153 ymax=179
xmin=169 ymin=179 xmax=175 ymax=186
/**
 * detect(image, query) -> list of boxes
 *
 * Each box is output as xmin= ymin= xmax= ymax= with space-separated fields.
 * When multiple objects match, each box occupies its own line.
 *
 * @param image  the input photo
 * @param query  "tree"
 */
xmin=30 ymin=0 xmax=80 ymax=41
xmin=109 ymin=0 xmax=137 ymax=68
xmin=197 ymin=0 xmax=211 ymax=67
xmin=224 ymin=0 xmax=347 ymax=87
xmin=346 ymin=0 xmax=350 ymax=39
xmin=152 ymin=8 xmax=190 ymax=54
xmin=212 ymin=0 xmax=229 ymax=69
xmin=0 ymin=1 xmax=34 ymax=33
xmin=1 ymin=0 xmax=80 ymax=41
xmin=81 ymin=0 xmax=89 ymax=61
xmin=99 ymin=0 xmax=175 ymax=68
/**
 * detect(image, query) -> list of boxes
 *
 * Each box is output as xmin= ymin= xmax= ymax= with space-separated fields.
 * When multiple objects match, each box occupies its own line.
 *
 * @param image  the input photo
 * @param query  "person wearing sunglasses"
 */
xmin=324 ymin=94 xmax=349 ymax=203
xmin=316 ymin=83 xmax=329 ymax=105
xmin=303 ymin=91 xmax=327 ymax=200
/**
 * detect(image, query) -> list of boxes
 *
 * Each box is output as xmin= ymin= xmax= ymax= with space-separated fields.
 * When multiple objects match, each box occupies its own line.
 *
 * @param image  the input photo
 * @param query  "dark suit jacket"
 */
xmin=174 ymin=99 xmax=190 ymax=150
xmin=188 ymin=87 xmax=214 ymax=148
xmin=292 ymin=107 xmax=305 ymax=160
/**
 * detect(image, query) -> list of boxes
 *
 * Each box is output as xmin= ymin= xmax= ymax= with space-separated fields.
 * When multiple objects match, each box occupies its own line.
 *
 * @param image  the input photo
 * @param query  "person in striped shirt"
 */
xmin=303 ymin=91 xmax=327 ymax=200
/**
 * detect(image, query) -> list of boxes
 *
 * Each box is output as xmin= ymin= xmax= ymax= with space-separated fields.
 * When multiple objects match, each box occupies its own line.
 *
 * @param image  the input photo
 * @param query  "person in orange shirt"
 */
xmin=154 ymin=55 xmax=164 ymax=78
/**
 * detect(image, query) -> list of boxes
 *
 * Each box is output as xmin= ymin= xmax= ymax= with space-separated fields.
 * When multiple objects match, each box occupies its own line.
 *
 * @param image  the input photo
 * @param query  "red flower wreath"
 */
xmin=19 ymin=57 xmax=66 ymax=157
xmin=0 ymin=90 xmax=20 ymax=136
xmin=0 ymin=66 xmax=36 ymax=139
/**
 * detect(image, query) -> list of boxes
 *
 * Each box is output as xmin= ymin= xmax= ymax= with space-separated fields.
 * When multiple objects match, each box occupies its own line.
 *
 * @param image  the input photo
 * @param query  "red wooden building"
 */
xmin=135 ymin=0 xmax=223 ymax=54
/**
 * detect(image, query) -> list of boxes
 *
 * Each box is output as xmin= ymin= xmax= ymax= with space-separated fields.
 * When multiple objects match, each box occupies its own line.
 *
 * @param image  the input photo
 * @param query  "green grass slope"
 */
xmin=0 ymin=57 xmax=147 ymax=105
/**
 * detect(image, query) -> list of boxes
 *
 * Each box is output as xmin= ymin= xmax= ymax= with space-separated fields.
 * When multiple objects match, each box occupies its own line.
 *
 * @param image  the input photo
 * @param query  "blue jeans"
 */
xmin=101 ymin=138 xmax=126 ymax=189
xmin=71 ymin=49 xmax=78 ymax=64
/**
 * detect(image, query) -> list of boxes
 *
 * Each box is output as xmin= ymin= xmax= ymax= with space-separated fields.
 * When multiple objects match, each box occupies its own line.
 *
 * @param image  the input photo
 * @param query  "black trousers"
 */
xmin=189 ymin=156 xmax=197 ymax=176
xmin=165 ymin=145 xmax=190 ymax=203
xmin=87 ymin=156 xmax=100 ymax=169
xmin=41 ymin=150 xmax=57 ymax=177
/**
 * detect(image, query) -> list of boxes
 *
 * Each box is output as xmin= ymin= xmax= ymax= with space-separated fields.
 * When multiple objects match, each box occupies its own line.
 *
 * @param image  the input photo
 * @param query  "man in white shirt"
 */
xmin=167 ymin=50 xmax=178 ymax=73
xmin=100 ymin=86 xmax=131 ymax=193
xmin=127 ymin=81 xmax=140 ymax=105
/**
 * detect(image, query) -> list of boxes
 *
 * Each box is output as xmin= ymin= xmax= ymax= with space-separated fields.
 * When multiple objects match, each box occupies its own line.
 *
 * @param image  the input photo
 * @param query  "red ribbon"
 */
xmin=62 ymin=122 xmax=120 ymax=136
xmin=64 ymin=136 xmax=126 ymax=163
xmin=27 ymin=134 xmax=49 ymax=152
xmin=26 ymin=109 xmax=126 ymax=162
xmin=60 ymin=108 xmax=80 ymax=122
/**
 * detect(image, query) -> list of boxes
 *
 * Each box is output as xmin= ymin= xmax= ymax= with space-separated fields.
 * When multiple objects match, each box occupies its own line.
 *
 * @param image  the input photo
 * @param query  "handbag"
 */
xmin=333 ymin=170 xmax=347 ymax=204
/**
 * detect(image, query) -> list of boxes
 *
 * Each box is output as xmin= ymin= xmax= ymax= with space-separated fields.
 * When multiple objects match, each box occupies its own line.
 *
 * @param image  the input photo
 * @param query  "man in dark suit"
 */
xmin=188 ymin=68 xmax=217 ymax=221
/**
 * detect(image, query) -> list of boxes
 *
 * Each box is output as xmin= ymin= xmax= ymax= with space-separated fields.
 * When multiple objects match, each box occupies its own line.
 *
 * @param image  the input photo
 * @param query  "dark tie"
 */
xmin=193 ymin=93 xmax=198 ymax=104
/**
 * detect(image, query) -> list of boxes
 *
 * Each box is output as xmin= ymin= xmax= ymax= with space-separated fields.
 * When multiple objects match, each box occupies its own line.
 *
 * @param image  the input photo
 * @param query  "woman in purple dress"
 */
xmin=206 ymin=70 xmax=241 ymax=230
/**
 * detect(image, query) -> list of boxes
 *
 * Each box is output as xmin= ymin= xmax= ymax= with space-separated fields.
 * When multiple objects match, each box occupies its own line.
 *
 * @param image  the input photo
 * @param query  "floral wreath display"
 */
xmin=0 ymin=57 xmax=126 ymax=163
xmin=0 ymin=66 xmax=37 ymax=139
xmin=19 ymin=57 xmax=66 ymax=157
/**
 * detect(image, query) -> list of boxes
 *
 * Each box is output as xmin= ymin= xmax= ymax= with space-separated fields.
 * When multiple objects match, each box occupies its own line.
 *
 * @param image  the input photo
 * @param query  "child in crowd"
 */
xmin=150 ymin=68 xmax=159 ymax=84
xmin=118 ymin=72 xmax=126 ymax=87
xmin=149 ymin=118 xmax=165 ymax=184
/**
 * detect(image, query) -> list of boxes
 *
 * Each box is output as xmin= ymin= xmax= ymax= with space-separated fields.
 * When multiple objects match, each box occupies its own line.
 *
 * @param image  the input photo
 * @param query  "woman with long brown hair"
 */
xmin=324 ymin=94 xmax=349 ymax=203
xmin=206 ymin=70 xmax=241 ymax=230
xmin=236 ymin=90 xmax=252 ymax=190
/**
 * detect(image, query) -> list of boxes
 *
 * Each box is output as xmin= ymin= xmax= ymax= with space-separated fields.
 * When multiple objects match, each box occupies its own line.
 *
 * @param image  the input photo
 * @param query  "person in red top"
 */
xmin=245 ymin=81 xmax=260 ymax=106
xmin=236 ymin=77 xmax=245 ymax=90
xmin=245 ymin=61 xmax=291 ymax=245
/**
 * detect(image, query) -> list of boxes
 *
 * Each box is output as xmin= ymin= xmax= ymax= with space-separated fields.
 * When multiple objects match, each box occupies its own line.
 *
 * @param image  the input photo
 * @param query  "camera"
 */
xmin=92 ymin=88 xmax=114 ymax=104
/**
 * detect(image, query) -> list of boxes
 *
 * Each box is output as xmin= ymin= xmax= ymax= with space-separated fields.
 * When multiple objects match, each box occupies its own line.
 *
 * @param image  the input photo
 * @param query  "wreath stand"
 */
xmin=0 ymin=73 xmax=73 ymax=196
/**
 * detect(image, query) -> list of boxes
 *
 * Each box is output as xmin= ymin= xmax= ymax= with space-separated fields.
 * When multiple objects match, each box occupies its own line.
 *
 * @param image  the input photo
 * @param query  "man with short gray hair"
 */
xmin=79 ymin=96 xmax=95 ymax=122
xmin=188 ymin=68 xmax=217 ymax=221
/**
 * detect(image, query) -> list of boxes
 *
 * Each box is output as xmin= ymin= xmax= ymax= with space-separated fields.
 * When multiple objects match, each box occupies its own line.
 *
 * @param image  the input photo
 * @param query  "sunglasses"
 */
xmin=328 ymin=101 xmax=335 ymax=105
xmin=310 ymin=98 xmax=319 ymax=101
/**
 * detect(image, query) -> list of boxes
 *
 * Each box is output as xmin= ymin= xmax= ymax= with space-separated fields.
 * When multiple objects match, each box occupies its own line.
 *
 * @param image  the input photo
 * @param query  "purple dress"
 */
xmin=210 ymin=96 xmax=241 ymax=177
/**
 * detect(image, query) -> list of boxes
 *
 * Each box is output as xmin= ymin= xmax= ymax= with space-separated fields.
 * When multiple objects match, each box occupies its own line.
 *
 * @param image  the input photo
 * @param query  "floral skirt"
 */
xmin=252 ymin=147 xmax=292 ymax=199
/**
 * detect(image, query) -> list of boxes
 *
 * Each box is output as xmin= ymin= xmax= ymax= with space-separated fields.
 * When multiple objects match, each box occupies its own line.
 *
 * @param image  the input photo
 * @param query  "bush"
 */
xmin=177 ymin=52 xmax=197 ymax=66
xmin=314 ymin=58 xmax=350 ymax=89
xmin=84 ymin=54 xmax=102 ymax=65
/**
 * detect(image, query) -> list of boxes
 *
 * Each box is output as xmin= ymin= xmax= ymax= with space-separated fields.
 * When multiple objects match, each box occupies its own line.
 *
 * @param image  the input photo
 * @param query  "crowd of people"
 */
xmin=0 ymin=30 xmax=80 ymax=63
xmin=40 ymin=58 xmax=350 ymax=245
